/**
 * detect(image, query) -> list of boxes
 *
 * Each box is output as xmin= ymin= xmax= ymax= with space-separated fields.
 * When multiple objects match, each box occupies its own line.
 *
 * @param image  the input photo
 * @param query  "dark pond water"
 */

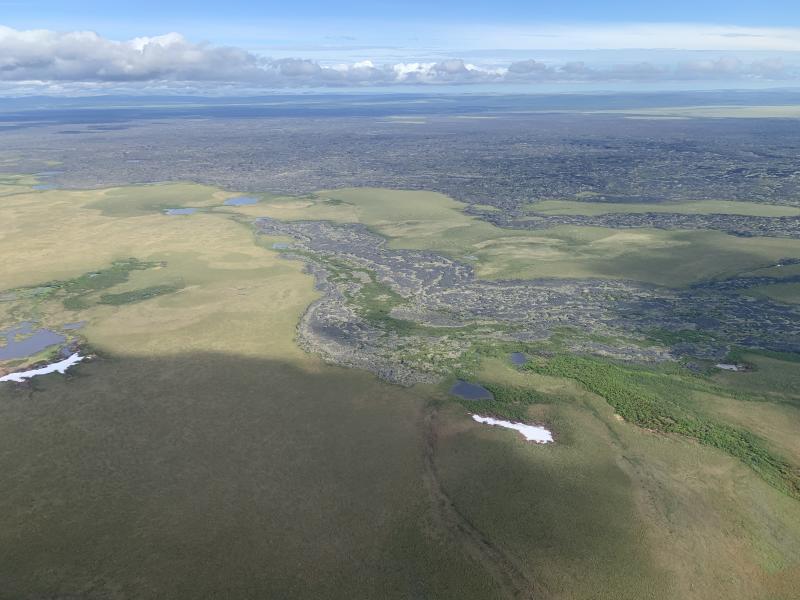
xmin=450 ymin=380 xmax=494 ymax=401
xmin=224 ymin=196 xmax=260 ymax=206
xmin=510 ymin=352 xmax=527 ymax=365
xmin=0 ymin=322 xmax=65 ymax=360
xmin=692 ymin=315 xmax=720 ymax=328
xmin=164 ymin=208 xmax=197 ymax=215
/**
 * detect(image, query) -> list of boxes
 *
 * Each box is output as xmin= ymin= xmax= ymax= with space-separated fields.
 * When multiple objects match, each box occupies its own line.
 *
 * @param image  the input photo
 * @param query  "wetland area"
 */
xmin=1 ymin=94 xmax=800 ymax=599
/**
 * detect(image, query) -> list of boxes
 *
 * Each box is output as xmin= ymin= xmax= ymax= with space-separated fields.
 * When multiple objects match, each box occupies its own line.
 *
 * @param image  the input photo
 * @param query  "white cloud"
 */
xmin=0 ymin=25 xmax=799 ymax=92
xmin=0 ymin=26 xmax=265 ymax=82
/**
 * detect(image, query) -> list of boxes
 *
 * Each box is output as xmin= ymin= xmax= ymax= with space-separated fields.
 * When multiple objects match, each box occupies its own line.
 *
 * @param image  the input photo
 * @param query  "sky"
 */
xmin=1 ymin=0 xmax=800 ymax=95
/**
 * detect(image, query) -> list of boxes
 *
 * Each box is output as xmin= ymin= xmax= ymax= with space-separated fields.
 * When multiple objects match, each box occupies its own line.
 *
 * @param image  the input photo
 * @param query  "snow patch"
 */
xmin=0 ymin=353 xmax=85 ymax=383
xmin=715 ymin=363 xmax=740 ymax=371
xmin=471 ymin=414 xmax=553 ymax=443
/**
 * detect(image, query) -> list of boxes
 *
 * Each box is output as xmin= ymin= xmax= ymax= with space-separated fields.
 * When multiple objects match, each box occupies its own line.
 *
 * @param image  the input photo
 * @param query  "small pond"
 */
xmin=0 ymin=323 xmax=65 ymax=360
xmin=450 ymin=380 xmax=494 ymax=401
xmin=164 ymin=208 xmax=197 ymax=215
xmin=510 ymin=352 xmax=527 ymax=365
xmin=224 ymin=196 xmax=260 ymax=206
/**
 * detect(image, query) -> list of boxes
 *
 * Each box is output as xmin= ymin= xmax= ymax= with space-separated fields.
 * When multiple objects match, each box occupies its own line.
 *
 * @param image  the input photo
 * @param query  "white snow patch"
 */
xmin=715 ymin=363 xmax=740 ymax=371
xmin=471 ymin=414 xmax=553 ymax=443
xmin=0 ymin=353 xmax=85 ymax=383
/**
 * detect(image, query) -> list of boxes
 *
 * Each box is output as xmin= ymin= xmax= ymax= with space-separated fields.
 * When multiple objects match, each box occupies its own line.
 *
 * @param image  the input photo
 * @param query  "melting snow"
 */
xmin=715 ymin=363 xmax=740 ymax=371
xmin=472 ymin=414 xmax=553 ymax=443
xmin=0 ymin=353 xmax=85 ymax=383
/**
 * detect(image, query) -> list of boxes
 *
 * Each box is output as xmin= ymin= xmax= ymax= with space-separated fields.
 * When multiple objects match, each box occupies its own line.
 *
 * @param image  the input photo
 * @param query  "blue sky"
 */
xmin=1 ymin=0 xmax=800 ymax=94
xmin=3 ymin=0 xmax=800 ymax=32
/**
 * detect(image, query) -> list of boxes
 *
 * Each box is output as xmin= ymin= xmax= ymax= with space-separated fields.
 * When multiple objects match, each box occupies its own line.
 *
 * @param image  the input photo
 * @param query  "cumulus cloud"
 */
xmin=0 ymin=26 xmax=266 ymax=82
xmin=507 ymin=59 xmax=550 ymax=75
xmin=0 ymin=25 xmax=798 ymax=92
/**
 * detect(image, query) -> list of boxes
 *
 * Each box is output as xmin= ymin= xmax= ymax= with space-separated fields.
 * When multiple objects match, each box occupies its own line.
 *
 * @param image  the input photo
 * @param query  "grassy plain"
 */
xmin=714 ymin=353 xmax=800 ymax=403
xmin=523 ymin=354 xmax=800 ymax=499
xmin=2 ymin=179 xmax=800 ymax=598
xmin=743 ymin=282 xmax=800 ymax=305
xmin=0 ymin=173 xmax=40 ymax=197
xmin=744 ymin=262 xmax=800 ymax=278
xmin=465 ymin=228 xmax=800 ymax=286
xmin=525 ymin=199 xmax=800 ymax=217
xmin=247 ymin=187 xmax=800 ymax=287
xmin=0 ymin=182 xmax=500 ymax=598
xmin=87 ymin=182 xmax=233 ymax=217
xmin=437 ymin=357 xmax=800 ymax=599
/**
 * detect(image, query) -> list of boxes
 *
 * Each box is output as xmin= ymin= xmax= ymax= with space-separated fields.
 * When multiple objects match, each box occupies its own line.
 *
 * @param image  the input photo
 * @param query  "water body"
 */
xmin=0 ymin=323 xmax=65 ymax=360
xmin=272 ymin=242 xmax=290 ymax=250
xmin=224 ymin=196 xmax=260 ymax=206
xmin=61 ymin=321 xmax=86 ymax=331
xmin=164 ymin=208 xmax=197 ymax=215
xmin=450 ymin=380 xmax=494 ymax=401
xmin=0 ymin=353 xmax=85 ymax=383
xmin=472 ymin=415 xmax=553 ymax=443
xmin=510 ymin=352 xmax=527 ymax=365
xmin=33 ymin=184 xmax=56 ymax=191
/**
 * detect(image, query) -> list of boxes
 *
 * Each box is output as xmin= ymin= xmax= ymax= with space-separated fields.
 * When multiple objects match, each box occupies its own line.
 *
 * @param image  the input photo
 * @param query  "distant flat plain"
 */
xmin=598 ymin=105 xmax=800 ymax=119
xmin=526 ymin=199 xmax=800 ymax=217
xmin=247 ymin=187 xmax=800 ymax=287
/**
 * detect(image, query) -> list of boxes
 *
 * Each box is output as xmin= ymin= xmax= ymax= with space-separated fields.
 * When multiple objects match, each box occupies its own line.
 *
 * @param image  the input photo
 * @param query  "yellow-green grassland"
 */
xmin=1 ymin=179 xmax=799 ymax=599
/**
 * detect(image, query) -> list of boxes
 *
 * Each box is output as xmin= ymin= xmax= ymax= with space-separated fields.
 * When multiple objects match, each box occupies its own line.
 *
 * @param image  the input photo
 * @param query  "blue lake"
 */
xmin=510 ymin=352 xmax=527 ymax=365
xmin=224 ymin=196 xmax=260 ymax=206
xmin=0 ymin=322 xmax=65 ymax=360
xmin=450 ymin=380 xmax=494 ymax=401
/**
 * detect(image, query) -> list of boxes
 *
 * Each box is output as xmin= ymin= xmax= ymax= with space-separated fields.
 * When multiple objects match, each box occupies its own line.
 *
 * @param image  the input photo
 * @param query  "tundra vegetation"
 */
xmin=1 ymin=174 xmax=799 ymax=600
